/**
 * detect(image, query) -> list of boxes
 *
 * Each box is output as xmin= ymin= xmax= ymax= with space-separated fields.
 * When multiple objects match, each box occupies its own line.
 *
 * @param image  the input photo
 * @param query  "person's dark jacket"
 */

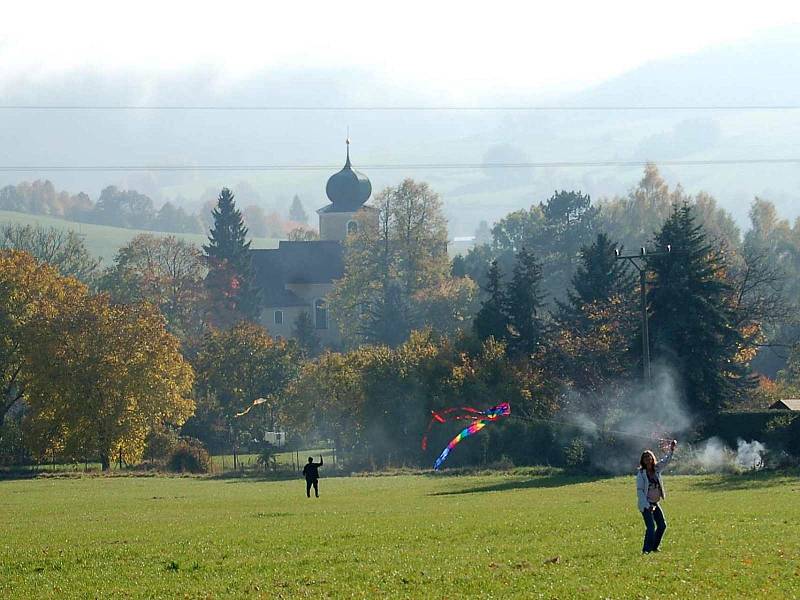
xmin=303 ymin=459 xmax=323 ymax=480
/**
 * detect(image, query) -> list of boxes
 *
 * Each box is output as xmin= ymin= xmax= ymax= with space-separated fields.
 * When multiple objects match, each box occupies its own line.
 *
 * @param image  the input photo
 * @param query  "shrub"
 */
xmin=564 ymin=438 xmax=589 ymax=469
xmin=166 ymin=438 xmax=211 ymax=474
xmin=143 ymin=427 xmax=179 ymax=462
xmin=256 ymin=443 xmax=278 ymax=471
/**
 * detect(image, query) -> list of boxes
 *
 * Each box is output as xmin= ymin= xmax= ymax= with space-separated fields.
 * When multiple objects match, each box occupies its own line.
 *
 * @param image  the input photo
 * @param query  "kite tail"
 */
xmin=433 ymin=420 xmax=487 ymax=470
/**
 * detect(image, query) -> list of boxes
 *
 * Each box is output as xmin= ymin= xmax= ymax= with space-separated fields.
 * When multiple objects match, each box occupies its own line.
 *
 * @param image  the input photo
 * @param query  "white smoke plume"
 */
xmin=561 ymin=365 xmax=693 ymax=473
xmin=674 ymin=437 xmax=766 ymax=473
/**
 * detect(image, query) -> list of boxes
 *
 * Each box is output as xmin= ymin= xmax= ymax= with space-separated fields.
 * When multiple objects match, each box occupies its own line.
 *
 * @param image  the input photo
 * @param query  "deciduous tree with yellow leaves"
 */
xmin=22 ymin=295 xmax=195 ymax=470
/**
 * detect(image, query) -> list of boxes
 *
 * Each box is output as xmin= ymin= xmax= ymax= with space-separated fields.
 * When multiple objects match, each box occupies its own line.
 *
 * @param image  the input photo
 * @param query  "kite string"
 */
xmin=507 ymin=413 xmax=673 ymax=444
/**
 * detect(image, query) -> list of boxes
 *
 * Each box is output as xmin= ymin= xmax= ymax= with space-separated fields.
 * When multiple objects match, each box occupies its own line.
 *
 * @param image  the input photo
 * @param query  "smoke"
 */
xmin=563 ymin=365 xmax=692 ymax=473
xmin=674 ymin=437 xmax=766 ymax=474
xmin=560 ymin=365 xmax=768 ymax=474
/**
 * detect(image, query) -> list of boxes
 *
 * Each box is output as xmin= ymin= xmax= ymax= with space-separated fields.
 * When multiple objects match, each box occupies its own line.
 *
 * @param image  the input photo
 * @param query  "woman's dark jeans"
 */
xmin=642 ymin=505 xmax=667 ymax=553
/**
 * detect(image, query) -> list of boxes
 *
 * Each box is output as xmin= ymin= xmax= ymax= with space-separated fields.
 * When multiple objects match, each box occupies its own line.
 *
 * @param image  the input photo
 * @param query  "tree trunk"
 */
xmin=100 ymin=453 xmax=110 ymax=471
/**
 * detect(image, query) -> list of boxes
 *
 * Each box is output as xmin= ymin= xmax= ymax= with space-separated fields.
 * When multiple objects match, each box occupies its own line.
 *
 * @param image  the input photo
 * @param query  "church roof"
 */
xmin=324 ymin=141 xmax=371 ymax=211
xmin=251 ymin=241 xmax=344 ymax=307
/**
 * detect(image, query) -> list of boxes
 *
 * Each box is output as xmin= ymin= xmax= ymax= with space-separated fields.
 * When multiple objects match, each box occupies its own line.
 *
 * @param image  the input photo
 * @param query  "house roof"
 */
xmin=769 ymin=399 xmax=800 ymax=411
xmin=251 ymin=241 xmax=344 ymax=307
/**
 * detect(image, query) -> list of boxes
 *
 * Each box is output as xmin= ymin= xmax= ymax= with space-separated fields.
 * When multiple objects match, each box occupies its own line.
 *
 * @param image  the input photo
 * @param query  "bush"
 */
xmin=143 ymin=427 xmax=179 ymax=462
xmin=564 ymin=438 xmax=589 ymax=469
xmin=256 ymin=443 xmax=278 ymax=471
xmin=713 ymin=410 xmax=800 ymax=456
xmin=166 ymin=438 xmax=211 ymax=474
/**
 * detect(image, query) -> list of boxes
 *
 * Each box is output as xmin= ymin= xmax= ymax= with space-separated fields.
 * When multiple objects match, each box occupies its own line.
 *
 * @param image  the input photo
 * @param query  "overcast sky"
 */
xmin=2 ymin=1 xmax=798 ymax=99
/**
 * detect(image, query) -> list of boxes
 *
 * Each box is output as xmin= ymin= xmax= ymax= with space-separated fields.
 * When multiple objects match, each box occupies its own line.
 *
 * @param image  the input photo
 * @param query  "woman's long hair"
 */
xmin=639 ymin=450 xmax=657 ymax=471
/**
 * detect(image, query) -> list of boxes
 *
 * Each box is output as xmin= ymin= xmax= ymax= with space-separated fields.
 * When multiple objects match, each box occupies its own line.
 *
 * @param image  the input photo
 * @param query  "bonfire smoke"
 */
xmin=674 ymin=437 xmax=766 ymax=473
xmin=561 ymin=364 xmax=766 ymax=474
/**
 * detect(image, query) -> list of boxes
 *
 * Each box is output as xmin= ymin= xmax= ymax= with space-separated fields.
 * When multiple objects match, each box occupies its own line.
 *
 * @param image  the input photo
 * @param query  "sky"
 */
xmin=2 ymin=1 xmax=799 ymax=99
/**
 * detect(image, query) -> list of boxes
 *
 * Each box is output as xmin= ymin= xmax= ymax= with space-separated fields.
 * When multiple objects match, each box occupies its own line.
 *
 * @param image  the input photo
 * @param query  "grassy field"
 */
xmin=1 ymin=470 xmax=798 ymax=598
xmin=0 ymin=210 xmax=278 ymax=262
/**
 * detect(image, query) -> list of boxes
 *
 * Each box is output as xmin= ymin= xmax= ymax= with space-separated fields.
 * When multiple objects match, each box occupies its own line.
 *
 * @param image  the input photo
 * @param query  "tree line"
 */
xmin=0 ymin=180 xmax=314 ymax=239
xmin=2 ymin=168 xmax=800 ymax=472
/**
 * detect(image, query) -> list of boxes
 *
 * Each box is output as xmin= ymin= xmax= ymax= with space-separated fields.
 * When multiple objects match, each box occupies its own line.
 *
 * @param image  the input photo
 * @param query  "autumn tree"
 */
xmin=0 ymin=250 xmax=88 ymax=423
xmin=195 ymin=322 xmax=301 ymax=434
xmin=284 ymin=349 xmax=367 ymax=459
xmin=598 ymin=164 xmax=740 ymax=253
xmin=0 ymin=224 xmax=98 ymax=283
xmin=23 ymin=296 xmax=195 ymax=470
xmin=100 ymin=234 xmax=207 ymax=347
xmin=460 ymin=190 xmax=597 ymax=303
xmin=330 ymin=179 xmax=476 ymax=346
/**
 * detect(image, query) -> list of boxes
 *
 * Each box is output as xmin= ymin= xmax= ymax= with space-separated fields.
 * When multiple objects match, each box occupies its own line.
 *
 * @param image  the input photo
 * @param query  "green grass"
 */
xmin=0 ymin=210 xmax=278 ymax=262
xmin=1 ymin=470 xmax=798 ymax=598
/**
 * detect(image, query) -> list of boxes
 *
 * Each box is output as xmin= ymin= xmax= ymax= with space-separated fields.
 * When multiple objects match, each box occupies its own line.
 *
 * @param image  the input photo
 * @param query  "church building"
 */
xmin=252 ymin=142 xmax=375 ymax=346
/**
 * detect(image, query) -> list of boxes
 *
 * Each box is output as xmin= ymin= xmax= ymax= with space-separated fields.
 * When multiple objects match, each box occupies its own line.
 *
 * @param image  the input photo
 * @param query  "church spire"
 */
xmin=345 ymin=131 xmax=351 ymax=167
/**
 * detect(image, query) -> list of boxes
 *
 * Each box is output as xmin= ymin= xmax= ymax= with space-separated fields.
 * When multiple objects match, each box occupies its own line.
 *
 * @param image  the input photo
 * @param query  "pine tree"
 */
xmin=506 ymin=247 xmax=547 ymax=357
xmin=203 ymin=188 xmax=260 ymax=325
xmin=648 ymin=203 xmax=750 ymax=413
xmin=474 ymin=260 xmax=509 ymax=341
xmin=289 ymin=195 xmax=308 ymax=224
xmin=559 ymin=233 xmax=635 ymax=327
xmin=556 ymin=233 xmax=638 ymax=395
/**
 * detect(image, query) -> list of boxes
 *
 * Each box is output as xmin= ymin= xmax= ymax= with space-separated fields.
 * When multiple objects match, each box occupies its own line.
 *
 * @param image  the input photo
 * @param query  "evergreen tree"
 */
xmin=203 ymin=188 xmax=260 ymax=324
xmin=506 ymin=248 xmax=547 ymax=357
xmin=362 ymin=282 xmax=410 ymax=348
xmin=293 ymin=310 xmax=321 ymax=357
xmin=648 ymin=203 xmax=750 ymax=413
xmin=555 ymin=233 xmax=638 ymax=397
xmin=474 ymin=260 xmax=509 ymax=341
xmin=559 ymin=233 xmax=635 ymax=327
xmin=289 ymin=195 xmax=308 ymax=224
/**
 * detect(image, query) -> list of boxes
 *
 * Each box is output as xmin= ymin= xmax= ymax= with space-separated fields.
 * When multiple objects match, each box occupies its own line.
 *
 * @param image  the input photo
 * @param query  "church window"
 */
xmin=347 ymin=220 xmax=358 ymax=235
xmin=274 ymin=310 xmax=283 ymax=325
xmin=314 ymin=299 xmax=328 ymax=330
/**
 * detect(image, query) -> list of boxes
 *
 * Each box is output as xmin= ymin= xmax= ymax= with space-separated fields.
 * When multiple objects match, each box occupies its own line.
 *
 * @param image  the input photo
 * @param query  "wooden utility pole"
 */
xmin=615 ymin=245 xmax=671 ymax=385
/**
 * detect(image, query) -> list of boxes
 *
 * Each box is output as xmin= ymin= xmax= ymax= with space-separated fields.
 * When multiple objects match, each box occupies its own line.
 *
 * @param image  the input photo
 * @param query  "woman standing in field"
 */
xmin=637 ymin=439 xmax=677 ymax=554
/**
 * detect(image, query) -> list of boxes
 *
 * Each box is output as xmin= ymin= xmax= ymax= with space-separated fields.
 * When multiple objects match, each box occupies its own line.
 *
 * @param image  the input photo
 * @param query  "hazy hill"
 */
xmin=0 ymin=210 xmax=278 ymax=263
xmin=2 ymin=27 xmax=799 ymax=236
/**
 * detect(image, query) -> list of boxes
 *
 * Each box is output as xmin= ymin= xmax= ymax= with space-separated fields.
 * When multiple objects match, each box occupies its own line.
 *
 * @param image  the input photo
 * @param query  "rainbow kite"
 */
xmin=428 ymin=402 xmax=511 ymax=470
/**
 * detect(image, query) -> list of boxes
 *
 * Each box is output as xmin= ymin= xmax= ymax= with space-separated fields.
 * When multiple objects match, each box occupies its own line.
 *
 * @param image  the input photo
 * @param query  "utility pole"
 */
xmin=615 ymin=245 xmax=671 ymax=385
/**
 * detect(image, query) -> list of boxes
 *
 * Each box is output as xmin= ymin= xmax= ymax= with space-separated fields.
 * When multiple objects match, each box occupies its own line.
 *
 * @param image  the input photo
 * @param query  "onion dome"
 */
xmin=325 ymin=139 xmax=371 ymax=211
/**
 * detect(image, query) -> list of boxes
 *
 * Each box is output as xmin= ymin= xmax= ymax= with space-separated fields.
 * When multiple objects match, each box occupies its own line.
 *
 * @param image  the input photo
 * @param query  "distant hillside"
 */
xmin=0 ymin=211 xmax=278 ymax=262
xmin=2 ymin=27 xmax=800 ymax=235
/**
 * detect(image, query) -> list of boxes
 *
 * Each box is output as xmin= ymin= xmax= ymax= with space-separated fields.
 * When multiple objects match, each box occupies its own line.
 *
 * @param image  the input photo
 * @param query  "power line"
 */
xmin=0 ymin=158 xmax=799 ymax=173
xmin=2 ymin=104 xmax=800 ymax=111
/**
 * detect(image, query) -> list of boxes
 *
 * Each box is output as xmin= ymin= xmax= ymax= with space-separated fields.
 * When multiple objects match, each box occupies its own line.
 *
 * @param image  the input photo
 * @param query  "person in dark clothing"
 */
xmin=302 ymin=455 xmax=323 ymax=498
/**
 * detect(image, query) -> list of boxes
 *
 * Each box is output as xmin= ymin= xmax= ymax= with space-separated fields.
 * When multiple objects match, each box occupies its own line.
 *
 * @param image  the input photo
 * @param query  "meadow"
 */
xmin=1 ymin=469 xmax=798 ymax=598
xmin=0 ymin=210 xmax=278 ymax=262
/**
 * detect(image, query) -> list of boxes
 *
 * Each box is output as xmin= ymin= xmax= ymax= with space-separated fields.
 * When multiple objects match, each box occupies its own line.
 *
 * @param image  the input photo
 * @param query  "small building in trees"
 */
xmin=769 ymin=399 xmax=800 ymax=411
xmin=251 ymin=141 xmax=376 ymax=347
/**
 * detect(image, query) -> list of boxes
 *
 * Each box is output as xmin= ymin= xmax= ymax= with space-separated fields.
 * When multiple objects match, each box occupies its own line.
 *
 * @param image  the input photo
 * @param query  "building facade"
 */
xmin=252 ymin=142 xmax=374 ymax=346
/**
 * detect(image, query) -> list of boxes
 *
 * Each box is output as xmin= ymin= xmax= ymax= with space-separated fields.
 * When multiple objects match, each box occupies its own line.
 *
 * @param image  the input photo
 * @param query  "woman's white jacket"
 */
xmin=636 ymin=450 xmax=674 ymax=512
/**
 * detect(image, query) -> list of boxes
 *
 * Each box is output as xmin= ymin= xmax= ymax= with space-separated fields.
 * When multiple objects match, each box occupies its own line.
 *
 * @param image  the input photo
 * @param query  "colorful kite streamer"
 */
xmin=428 ymin=402 xmax=511 ymax=470
xmin=422 ymin=402 xmax=510 ymax=450
xmin=433 ymin=421 xmax=487 ymax=470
